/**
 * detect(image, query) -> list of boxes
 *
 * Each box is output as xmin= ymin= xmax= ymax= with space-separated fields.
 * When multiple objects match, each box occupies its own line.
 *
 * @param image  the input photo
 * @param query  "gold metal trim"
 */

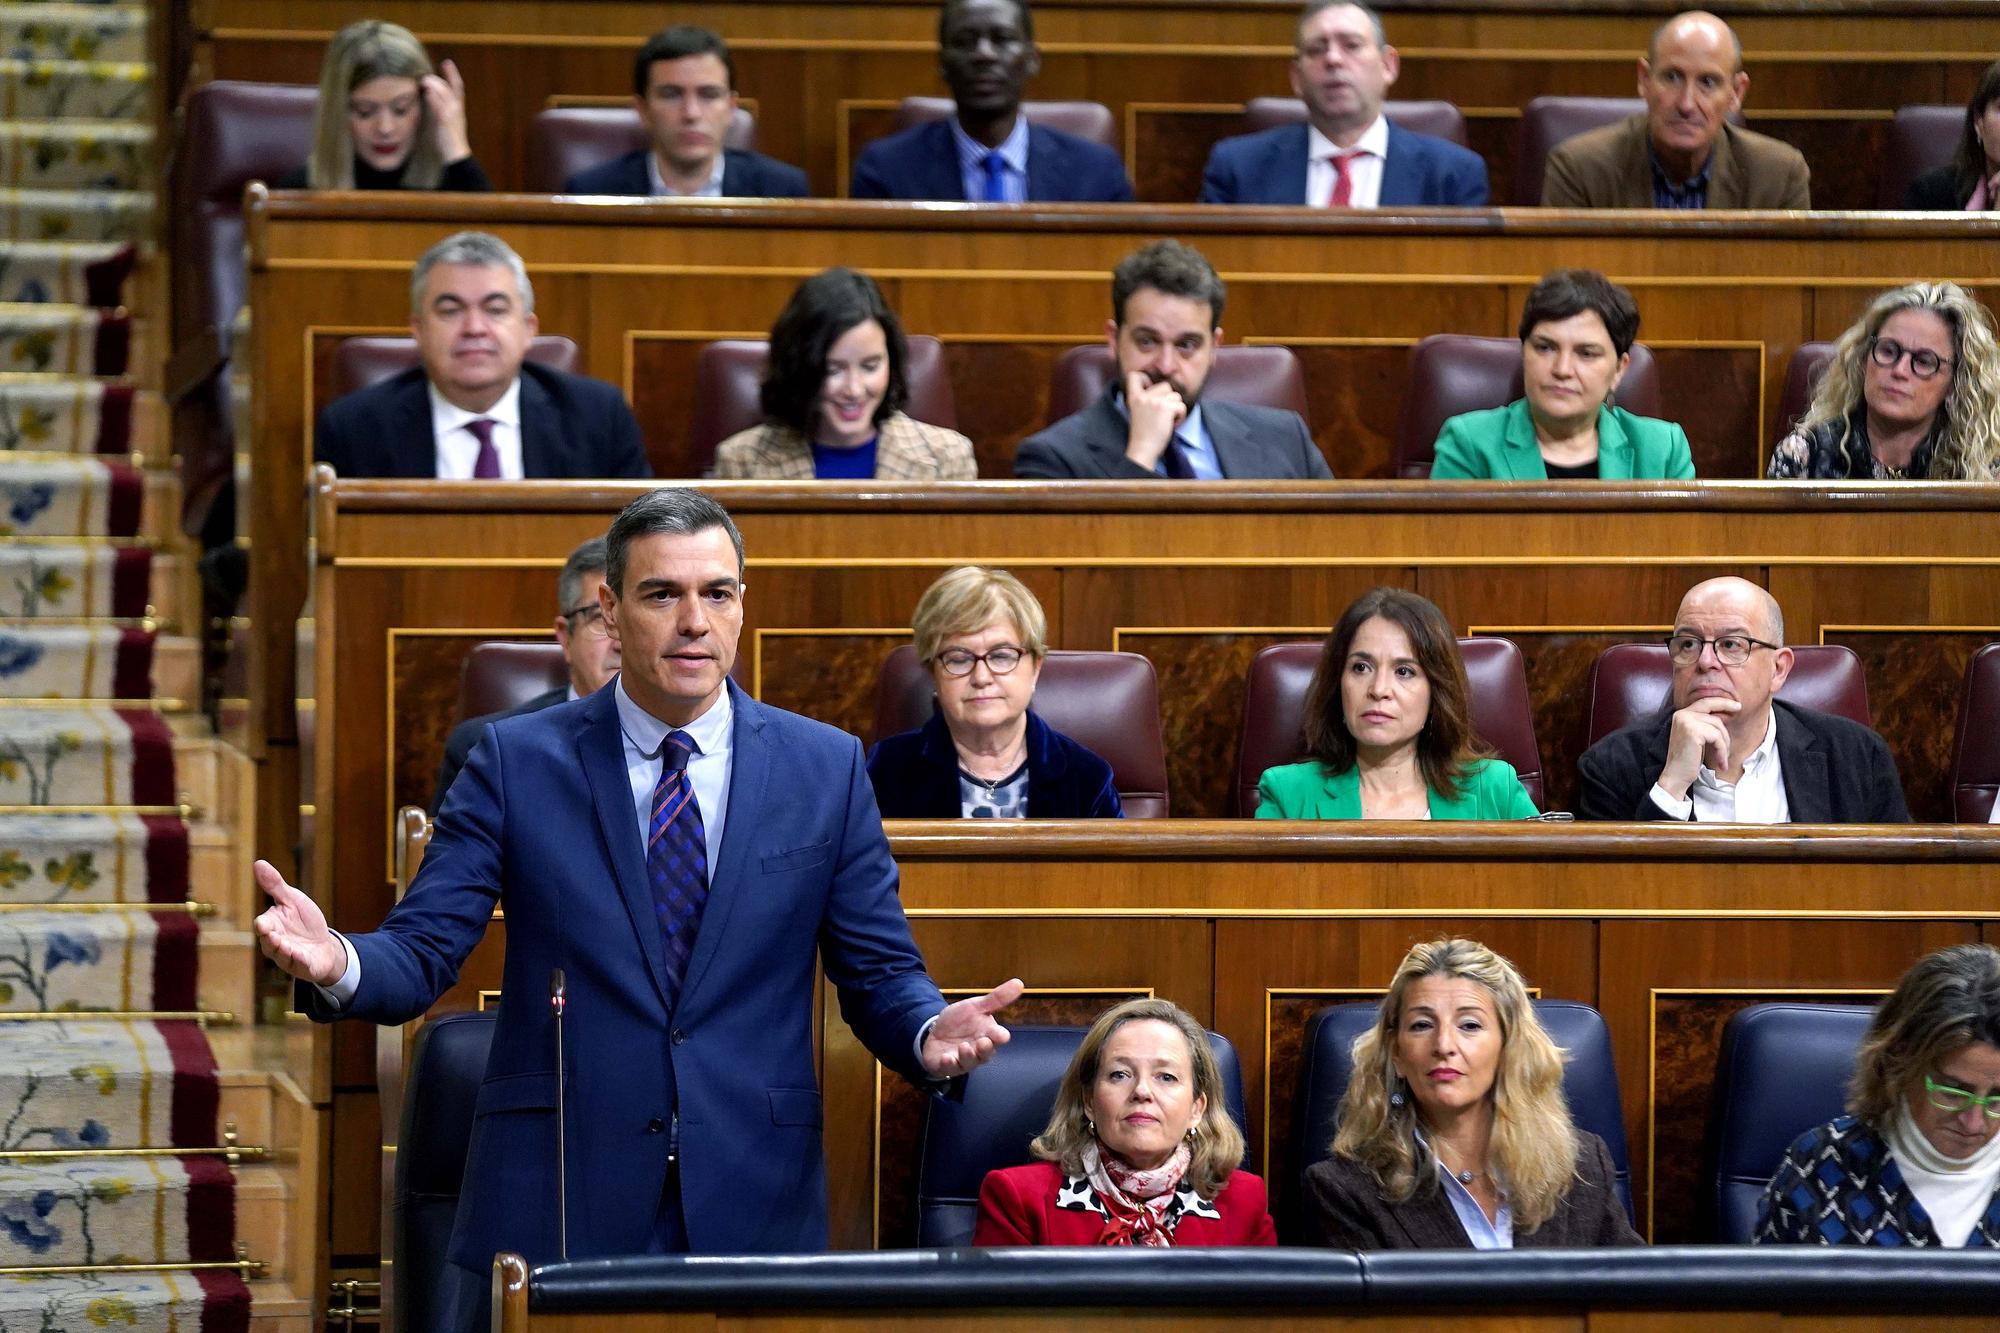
xmin=0 ymin=805 xmax=194 ymax=816
xmin=0 ymin=902 xmax=211 ymax=915
xmin=0 ymin=698 xmax=186 ymax=709
xmin=0 ymin=1259 xmax=267 ymax=1277
xmin=334 ymin=554 xmax=2000 ymax=570
xmin=478 ymin=990 xmax=501 ymax=1011
xmin=0 ymin=1145 xmax=270 ymax=1161
xmin=0 ymin=1010 xmax=234 ymax=1024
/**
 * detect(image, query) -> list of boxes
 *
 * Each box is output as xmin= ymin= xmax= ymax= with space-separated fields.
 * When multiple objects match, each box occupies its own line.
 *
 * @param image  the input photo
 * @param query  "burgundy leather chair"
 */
xmin=528 ymin=105 xmax=759 ymax=193
xmin=873 ymin=645 xmax=1170 ymax=817
xmin=1879 ymin=105 xmax=1961 ymax=209
xmin=1390 ymin=335 xmax=1663 ymax=478
xmin=1584 ymin=642 xmax=1871 ymax=747
xmin=328 ymin=336 xmax=581 ymax=401
xmin=893 ymin=97 xmax=1117 ymax=150
xmin=1045 ymin=345 xmax=1309 ymax=425
xmin=1775 ymin=341 xmax=1837 ymax=437
xmin=1233 ymin=638 xmax=1544 ymax=816
xmin=1241 ymin=96 xmax=1469 ymax=148
xmin=457 ymin=642 xmax=567 ymax=721
xmin=1949 ymin=643 xmax=2000 ymax=822
xmin=684 ymin=335 xmax=958 ymax=475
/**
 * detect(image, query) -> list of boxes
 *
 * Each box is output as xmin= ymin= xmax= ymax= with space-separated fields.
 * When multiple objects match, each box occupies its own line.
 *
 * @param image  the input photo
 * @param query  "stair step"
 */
xmin=0 ymin=6 xmax=148 ymax=66
xmin=0 ymin=1017 xmax=220 ymax=1152
xmin=0 ymin=1155 xmax=237 ymax=1268
xmin=0 ymin=813 xmax=190 ymax=904
xmin=0 ymin=456 xmax=144 ymax=536
xmin=0 ymin=120 xmax=149 ymax=192
xmin=0 ymin=1270 xmax=257 ymax=1328
xmin=0 ymin=300 xmax=130 ymax=375
xmin=0 ymin=58 xmax=147 ymax=123
xmin=0 ymin=376 xmax=153 ymax=458
xmin=0 ymin=705 xmax=173 ymax=808
xmin=0 ymin=237 xmax=130 ymax=304
xmin=0 ymin=907 xmax=198 ymax=1012
xmin=0 ymin=623 xmax=158 ymax=699
xmin=0 ymin=186 xmax=150 ymax=242
xmin=0 ymin=542 xmax=150 ymax=618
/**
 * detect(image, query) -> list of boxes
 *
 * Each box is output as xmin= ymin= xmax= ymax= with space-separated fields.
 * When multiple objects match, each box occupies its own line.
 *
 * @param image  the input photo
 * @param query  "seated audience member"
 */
xmin=1575 ymin=577 xmax=1908 ymax=822
xmin=1768 ymin=281 xmax=2000 ymax=481
xmin=1303 ymin=938 xmax=1643 ymax=1249
xmin=974 ymin=997 xmax=1275 ymax=1245
xmin=314 ymin=231 xmax=650 ymax=480
xmin=1256 ymin=587 xmax=1538 ymax=819
xmin=1541 ymin=11 xmax=1809 ymax=209
xmin=869 ymin=566 xmax=1121 ymax=818
xmin=712 ymin=269 xmax=976 ymax=480
xmin=277 ymin=20 xmax=489 ymax=192
xmin=1758 ymin=944 xmax=2000 ymax=1246
xmin=1014 ymin=241 xmax=1333 ymax=480
xmin=1433 ymin=271 xmax=1694 ymax=480
xmin=1199 ymin=0 xmax=1487 ymax=207
xmin=851 ymin=0 xmax=1134 ymax=202
xmin=432 ymin=537 xmax=618 ymax=809
xmin=1907 ymin=61 xmax=2000 ymax=210
xmin=563 ymin=26 xmax=808 ymax=198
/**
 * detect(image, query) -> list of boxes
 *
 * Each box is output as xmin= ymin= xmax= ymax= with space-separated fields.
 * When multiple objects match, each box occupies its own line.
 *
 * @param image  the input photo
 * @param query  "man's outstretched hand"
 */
xmin=921 ymin=977 xmax=1026 ymax=1078
xmin=252 ymin=860 xmax=346 ymax=988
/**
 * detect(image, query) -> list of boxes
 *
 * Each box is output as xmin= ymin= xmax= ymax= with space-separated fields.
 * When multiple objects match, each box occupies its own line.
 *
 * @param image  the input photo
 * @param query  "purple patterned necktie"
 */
xmin=646 ymin=730 xmax=709 ymax=1012
xmin=466 ymin=417 xmax=501 ymax=479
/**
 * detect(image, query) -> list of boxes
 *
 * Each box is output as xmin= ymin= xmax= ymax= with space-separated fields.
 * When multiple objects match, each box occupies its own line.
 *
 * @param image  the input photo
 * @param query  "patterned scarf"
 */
xmin=1082 ymin=1140 xmax=1192 ymax=1247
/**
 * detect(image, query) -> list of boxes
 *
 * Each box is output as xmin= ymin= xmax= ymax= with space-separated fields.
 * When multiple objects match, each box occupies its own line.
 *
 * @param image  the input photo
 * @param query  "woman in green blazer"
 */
xmin=1430 ymin=270 xmax=1696 ymax=481
xmin=1255 ymin=588 xmax=1539 ymax=821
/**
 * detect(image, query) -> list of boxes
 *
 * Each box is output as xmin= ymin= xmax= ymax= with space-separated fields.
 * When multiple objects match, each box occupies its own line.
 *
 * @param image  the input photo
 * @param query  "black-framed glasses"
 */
xmin=563 ymin=602 xmax=610 ymax=639
xmin=934 ymin=645 xmax=1026 ymax=677
xmin=1868 ymin=336 xmax=1953 ymax=380
xmin=1925 ymin=1074 xmax=2000 ymax=1120
xmin=1663 ymin=633 xmax=1781 ymax=666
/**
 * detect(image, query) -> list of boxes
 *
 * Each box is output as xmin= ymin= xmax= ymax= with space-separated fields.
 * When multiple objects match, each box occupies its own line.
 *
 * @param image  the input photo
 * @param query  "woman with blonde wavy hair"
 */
xmin=1303 ymin=938 xmax=1641 ymax=1249
xmin=1768 ymin=282 xmax=2000 ymax=481
xmin=277 ymin=20 xmax=490 ymax=193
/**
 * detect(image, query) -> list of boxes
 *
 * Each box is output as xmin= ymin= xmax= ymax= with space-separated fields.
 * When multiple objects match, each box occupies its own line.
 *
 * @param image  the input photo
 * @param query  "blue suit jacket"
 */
xmin=302 ymin=681 xmax=945 ymax=1271
xmin=563 ymin=147 xmax=810 ymax=198
xmin=850 ymin=119 xmax=1134 ymax=202
xmin=1198 ymin=122 xmax=1489 ymax=206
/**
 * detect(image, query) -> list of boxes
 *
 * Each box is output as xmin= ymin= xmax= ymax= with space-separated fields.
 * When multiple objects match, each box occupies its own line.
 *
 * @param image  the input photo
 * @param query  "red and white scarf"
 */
xmin=1082 ymin=1140 xmax=1192 ymax=1247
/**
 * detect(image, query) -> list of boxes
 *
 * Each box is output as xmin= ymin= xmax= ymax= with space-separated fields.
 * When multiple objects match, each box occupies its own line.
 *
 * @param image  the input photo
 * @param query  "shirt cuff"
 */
xmin=314 ymin=931 xmax=361 ymax=1008
xmin=913 ymin=1012 xmax=940 ymax=1067
xmin=1648 ymin=783 xmax=1695 ymax=821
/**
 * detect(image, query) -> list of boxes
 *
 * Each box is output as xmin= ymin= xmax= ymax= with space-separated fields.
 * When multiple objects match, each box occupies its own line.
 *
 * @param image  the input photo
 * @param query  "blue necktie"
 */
xmin=980 ymin=150 xmax=1009 ymax=203
xmin=646 ymin=730 xmax=708 ymax=1013
xmin=1161 ymin=434 xmax=1197 ymax=479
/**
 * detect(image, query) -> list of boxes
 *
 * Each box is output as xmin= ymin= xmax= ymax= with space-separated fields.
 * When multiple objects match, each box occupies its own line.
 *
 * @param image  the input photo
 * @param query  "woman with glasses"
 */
xmin=1768 ymin=281 xmax=2000 ymax=480
xmin=1757 ymin=944 xmax=2000 ymax=1246
xmin=866 ymin=566 xmax=1122 ymax=818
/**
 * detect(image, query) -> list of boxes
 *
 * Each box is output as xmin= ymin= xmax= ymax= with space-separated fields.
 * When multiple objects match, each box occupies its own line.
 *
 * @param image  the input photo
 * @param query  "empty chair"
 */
xmin=527 ymin=104 xmax=758 ymax=192
xmin=1881 ymin=104 xmax=1964 ymax=209
xmin=1045 ymin=344 xmax=1309 ymax=425
xmin=455 ymin=641 xmax=567 ymax=722
xmin=1775 ymin=341 xmax=1836 ymax=437
xmin=1951 ymin=643 xmax=2000 ymax=821
xmin=329 ymin=335 xmax=581 ymax=401
xmin=1240 ymin=96 xmax=1469 ymax=148
xmin=393 ymin=1009 xmax=497 ymax=1333
xmin=1583 ymin=641 xmax=1870 ymax=747
xmin=893 ymin=96 xmax=1117 ymax=150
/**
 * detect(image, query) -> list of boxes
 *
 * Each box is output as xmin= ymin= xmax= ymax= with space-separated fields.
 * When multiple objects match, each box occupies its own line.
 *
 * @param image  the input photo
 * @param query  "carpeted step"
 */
xmin=0 ymin=705 xmax=173 ymax=807
xmin=0 ymin=238 xmax=131 ymax=304
xmin=0 ymin=302 xmax=127 ymax=374
xmin=0 ymin=457 xmax=141 ymax=535
xmin=0 ymin=5 xmax=148 ymax=66
xmin=0 ymin=1155 xmax=235 ymax=1269
xmin=0 ymin=543 xmax=149 ymax=617
xmin=0 ymin=58 xmax=148 ymax=123
xmin=0 ymin=186 xmax=150 ymax=241
xmin=0 ymin=1017 xmax=217 ymax=1151
xmin=0 ymin=813 xmax=186 ymax=904
xmin=0 ymin=908 xmax=196 ymax=1012
xmin=0 ymin=1270 xmax=250 ymax=1332
xmin=0 ymin=378 xmax=148 ymax=456
xmin=0 ymin=120 xmax=147 ymax=191
xmin=0 ymin=624 xmax=153 ymax=697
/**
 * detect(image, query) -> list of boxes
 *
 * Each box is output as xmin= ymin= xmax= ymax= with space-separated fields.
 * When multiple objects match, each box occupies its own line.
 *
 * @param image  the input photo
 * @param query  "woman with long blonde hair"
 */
xmin=277 ymin=20 xmax=489 ymax=192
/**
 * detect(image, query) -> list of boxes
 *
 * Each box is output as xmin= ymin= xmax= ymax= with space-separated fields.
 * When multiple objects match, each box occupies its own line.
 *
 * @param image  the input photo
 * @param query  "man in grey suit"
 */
xmin=1013 ymin=240 xmax=1334 ymax=480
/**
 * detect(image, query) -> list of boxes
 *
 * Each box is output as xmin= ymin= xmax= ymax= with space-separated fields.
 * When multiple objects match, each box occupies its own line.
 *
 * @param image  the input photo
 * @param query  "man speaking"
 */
xmin=254 ymin=488 xmax=1021 ymax=1331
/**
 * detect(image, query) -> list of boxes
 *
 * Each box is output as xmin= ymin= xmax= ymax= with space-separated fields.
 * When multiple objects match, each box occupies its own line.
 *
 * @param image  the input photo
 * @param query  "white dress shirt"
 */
xmin=1648 ymin=710 xmax=1789 ymax=822
xmin=646 ymin=150 xmax=728 ymax=198
xmin=1305 ymin=115 xmax=1389 ymax=208
xmin=429 ymin=378 xmax=524 ymax=480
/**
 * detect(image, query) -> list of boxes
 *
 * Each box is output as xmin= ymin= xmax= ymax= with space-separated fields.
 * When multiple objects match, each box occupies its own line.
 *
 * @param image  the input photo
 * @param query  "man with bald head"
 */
xmin=1575 ymin=577 xmax=1906 ymax=821
xmin=1541 ymin=11 xmax=1810 ymax=209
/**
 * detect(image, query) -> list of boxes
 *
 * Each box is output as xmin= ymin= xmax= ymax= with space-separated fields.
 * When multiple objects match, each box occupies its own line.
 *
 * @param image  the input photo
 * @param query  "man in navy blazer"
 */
xmin=850 ymin=0 xmax=1133 ymax=203
xmin=313 ymin=231 xmax=650 ymax=479
xmin=1199 ymin=0 xmax=1487 ymax=207
xmin=563 ymin=26 xmax=809 ymax=198
xmin=256 ymin=489 xmax=1023 ymax=1333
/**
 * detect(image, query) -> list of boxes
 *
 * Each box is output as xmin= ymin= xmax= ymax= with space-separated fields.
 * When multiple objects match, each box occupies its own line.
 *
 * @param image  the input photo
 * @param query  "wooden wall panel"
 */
xmin=1823 ymin=630 xmax=1999 ymax=822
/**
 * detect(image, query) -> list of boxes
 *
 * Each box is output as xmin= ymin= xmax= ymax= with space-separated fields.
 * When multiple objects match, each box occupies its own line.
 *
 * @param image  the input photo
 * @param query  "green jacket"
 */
xmin=1430 ymin=399 xmax=1696 ymax=480
xmin=1254 ymin=756 xmax=1539 ymax=820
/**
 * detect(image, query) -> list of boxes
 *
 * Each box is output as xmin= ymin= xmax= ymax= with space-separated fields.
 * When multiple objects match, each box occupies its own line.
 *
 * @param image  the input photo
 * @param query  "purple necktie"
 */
xmin=466 ymin=417 xmax=501 ymax=479
xmin=647 ymin=730 xmax=709 ymax=1013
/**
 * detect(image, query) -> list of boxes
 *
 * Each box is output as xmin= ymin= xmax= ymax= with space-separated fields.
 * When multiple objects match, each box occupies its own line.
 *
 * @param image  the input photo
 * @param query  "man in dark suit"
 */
xmin=1575 ymin=577 xmax=1907 ymax=821
xmin=313 ymin=231 xmax=651 ymax=480
xmin=431 ymin=536 xmax=620 ymax=809
xmin=1014 ymin=240 xmax=1333 ymax=480
xmin=1199 ymin=0 xmax=1487 ymax=207
xmin=255 ymin=488 xmax=1023 ymax=1333
xmin=850 ymin=0 xmax=1133 ymax=203
xmin=563 ymin=26 xmax=809 ymax=198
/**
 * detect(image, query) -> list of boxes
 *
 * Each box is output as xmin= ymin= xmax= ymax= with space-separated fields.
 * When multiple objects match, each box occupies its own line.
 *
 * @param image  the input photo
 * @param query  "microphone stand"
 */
xmin=551 ymin=968 xmax=568 ymax=1261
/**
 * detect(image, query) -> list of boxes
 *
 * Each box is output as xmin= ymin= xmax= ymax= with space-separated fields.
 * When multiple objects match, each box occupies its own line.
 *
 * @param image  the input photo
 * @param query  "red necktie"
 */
xmin=1326 ymin=150 xmax=1360 ymax=208
xmin=466 ymin=417 xmax=501 ymax=479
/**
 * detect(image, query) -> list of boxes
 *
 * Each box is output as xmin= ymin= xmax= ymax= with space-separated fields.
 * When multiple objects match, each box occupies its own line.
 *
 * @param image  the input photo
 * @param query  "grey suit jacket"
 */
xmin=1012 ymin=386 xmax=1333 ymax=480
xmin=1541 ymin=114 xmax=1810 ymax=209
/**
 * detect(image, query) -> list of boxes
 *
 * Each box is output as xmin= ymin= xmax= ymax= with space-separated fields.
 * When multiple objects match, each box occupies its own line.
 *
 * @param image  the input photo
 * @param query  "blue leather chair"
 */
xmin=1703 ymin=1002 xmax=1874 ymax=1242
xmin=394 ymin=1010 xmax=497 ymax=1333
xmin=916 ymin=1024 xmax=1247 ymax=1247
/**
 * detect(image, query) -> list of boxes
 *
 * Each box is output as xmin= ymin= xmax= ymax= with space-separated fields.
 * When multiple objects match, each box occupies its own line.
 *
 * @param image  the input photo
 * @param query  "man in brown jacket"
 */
xmin=1541 ymin=10 xmax=1809 ymax=210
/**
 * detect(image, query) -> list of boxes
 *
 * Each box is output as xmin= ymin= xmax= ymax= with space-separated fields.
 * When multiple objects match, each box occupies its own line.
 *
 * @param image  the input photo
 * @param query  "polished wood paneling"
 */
xmin=1823 ymin=630 xmax=1999 ymax=823
xmin=1499 ymin=630 xmax=1664 ymax=813
xmin=1122 ymin=630 xmax=1318 ymax=817
xmin=758 ymin=630 xmax=909 ymax=745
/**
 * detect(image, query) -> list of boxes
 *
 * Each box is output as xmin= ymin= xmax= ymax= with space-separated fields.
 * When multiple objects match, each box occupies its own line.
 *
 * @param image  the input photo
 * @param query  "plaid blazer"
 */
xmin=711 ymin=413 xmax=976 ymax=480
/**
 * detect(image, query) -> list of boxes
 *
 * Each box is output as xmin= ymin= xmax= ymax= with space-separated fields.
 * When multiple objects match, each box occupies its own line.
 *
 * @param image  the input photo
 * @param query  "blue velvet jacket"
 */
xmin=865 ymin=708 xmax=1123 ymax=819
xmin=1756 ymin=1115 xmax=2000 ymax=1247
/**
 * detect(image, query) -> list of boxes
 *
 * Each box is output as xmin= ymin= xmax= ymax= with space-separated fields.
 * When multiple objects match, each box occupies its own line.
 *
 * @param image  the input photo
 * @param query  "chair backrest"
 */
xmin=874 ymin=645 xmax=1170 ymax=816
xmin=1234 ymin=638 xmax=1544 ymax=815
xmin=1703 ymin=1002 xmax=1874 ymax=1242
xmin=1045 ymin=345 xmax=1309 ymax=426
xmin=1514 ymin=97 xmax=1645 ymax=206
xmin=915 ymin=1023 xmax=1247 ymax=1246
xmin=458 ymin=642 xmax=568 ymax=723
xmin=1390 ymin=335 xmax=1663 ymax=478
xmin=329 ymin=336 xmax=582 ymax=402
xmin=1240 ymin=97 xmax=1470 ymax=148
xmin=1880 ymin=104 xmax=1962 ymax=209
xmin=1776 ymin=341 xmax=1837 ymax=436
xmin=528 ymin=105 xmax=758 ymax=192
xmin=1583 ymin=642 xmax=1871 ymax=747
xmin=895 ymin=97 xmax=1117 ymax=150
xmin=393 ymin=1009 xmax=497 ymax=1333
xmin=1950 ymin=642 xmax=2000 ymax=821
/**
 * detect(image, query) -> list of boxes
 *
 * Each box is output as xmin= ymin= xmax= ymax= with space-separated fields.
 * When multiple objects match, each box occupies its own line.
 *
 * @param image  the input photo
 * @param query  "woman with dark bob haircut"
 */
xmin=1254 ymin=588 xmax=1537 ymax=819
xmin=1758 ymin=944 xmax=2000 ymax=1246
xmin=1430 ymin=269 xmax=1694 ymax=480
xmin=1907 ymin=61 xmax=2000 ymax=210
xmin=713 ymin=267 xmax=976 ymax=480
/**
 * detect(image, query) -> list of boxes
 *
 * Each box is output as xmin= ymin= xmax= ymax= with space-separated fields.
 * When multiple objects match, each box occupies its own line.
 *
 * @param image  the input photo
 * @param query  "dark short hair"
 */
xmin=1517 ymin=269 xmax=1641 ymax=358
xmin=1111 ymin=239 xmax=1226 ymax=328
xmin=633 ymin=25 xmax=735 ymax=96
xmin=938 ymin=0 xmax=1035 ymax=46
xmin=759 ymin=268 xmax=910 ymax=435
xmin=605 ymin=489 xmax=745 ymax=594
xmin=1300 ymin=587 xmax=1490 ymax=801
xmin=557 ymin=536 xmax=607 ymax=613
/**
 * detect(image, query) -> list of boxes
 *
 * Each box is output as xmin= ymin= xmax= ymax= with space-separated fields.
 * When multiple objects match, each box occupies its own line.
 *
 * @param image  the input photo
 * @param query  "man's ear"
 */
xmin=1636 ymin=57 xmax=1651 ymax=99
xmin=1104 ymin=317 xmax=1120 ymax=355
xmin=1380 ymin=42 xmax=1400 ymax=87
xmin=1769 ymin=645 xmax=1795 ymax=692
xmin=524 ymin=308 xmax=540 ymax=337
xmin=1730 ymin=70 xmax=1750 ymax=112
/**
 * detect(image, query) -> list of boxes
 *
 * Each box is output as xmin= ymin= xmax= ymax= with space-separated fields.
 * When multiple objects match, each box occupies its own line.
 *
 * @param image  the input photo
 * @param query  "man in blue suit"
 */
xmin=564 ymin=26 xmax=809 ymax=198
xmin=1199 ymin=0 xmax=1487 ymax=207
xmin=255 ymin=489 xmax=1022 ymax=1332
xmin=851 ymin=0 xmax=1133 ymax=203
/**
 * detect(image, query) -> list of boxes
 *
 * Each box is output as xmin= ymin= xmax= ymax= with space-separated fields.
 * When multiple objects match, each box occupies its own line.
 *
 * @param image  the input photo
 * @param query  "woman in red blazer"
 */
xmin=973 ymin=998 xmax=1277 ymax=1247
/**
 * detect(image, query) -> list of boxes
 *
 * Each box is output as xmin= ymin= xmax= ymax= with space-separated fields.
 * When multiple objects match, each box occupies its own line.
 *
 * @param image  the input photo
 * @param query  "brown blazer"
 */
xmin=1541 ymin=114 xmax=1810 ymax=209
xmin=1301 ymin=1131 xmax=1644 ymax=1249
xmin=711 ymin=412 xmax=977 ymax=480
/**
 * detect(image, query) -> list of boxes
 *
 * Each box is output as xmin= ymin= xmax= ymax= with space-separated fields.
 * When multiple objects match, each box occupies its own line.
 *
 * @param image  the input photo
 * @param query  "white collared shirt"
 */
xmin=612 ymin=674 xmax=733 ymax=874
xmin=646 ymin=149 xmax=728 ymax=198
xmin=428 ymin=378 xmax=524 ymax=480
xmin=1305 ymin=115 xmax=1389 ymax=208
xmin=1649 ymin=710 xmax=1789 ymax=823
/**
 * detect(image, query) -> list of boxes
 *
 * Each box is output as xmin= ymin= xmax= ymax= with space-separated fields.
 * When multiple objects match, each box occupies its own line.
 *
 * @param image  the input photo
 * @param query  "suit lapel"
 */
xmin=1024 ymin=125 xmax=1059 ymax=201
xmin=1707 ymin=128 xmax=1744 ymax=208
xmin=1774 ymin=705 xmax=1832 ymax=822
xmin=1500 ymin=400 xmax=1546 ymax=479
xmin=577 ymin=688 xmax=671 ymax=1007
xmin=1276 ymin=125 xmax=1312 ymax=205
xmin=1205 ymin=402 xmax=1250 ymax=478
xmin=676 ymin=682 xmax=767 ymax=1008
xmin=1391 ymin=1189 xmax=1473 ymax=1247
xmin=1083 ymin=391 xmax=1139 ymax=476
xmin=921 ymin=121 xmax=968 ymax=200
xmin=1377 ymin=124 xmax=1416 ymax=206
xmin=395 ymin=375 xmax=435 ymax=479
xmin=1619 ymin=117 xmax=1653 ymax=207
xmin=719 ymin=150 xmax=743 ymax=196
xmin=1595 ymin=406 xmax=1634 ymax=479
xmin=518 ymin=369 xmax=556 ymax=477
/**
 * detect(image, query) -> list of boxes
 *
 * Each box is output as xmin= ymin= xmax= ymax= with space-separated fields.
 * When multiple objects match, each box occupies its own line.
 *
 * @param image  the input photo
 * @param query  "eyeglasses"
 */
xmin=1868 ymin=336 xmax=1953 ymax=380
xmin=562 ymin=603 xmax=611 ymax=639
xmin=1924 ymin=1074 xmax=2000 ymax=1120
xmin=933 ymin=645 xmax=1026 ymax=677
xmin=1663 ymin=633 xmax=1781 ymax=666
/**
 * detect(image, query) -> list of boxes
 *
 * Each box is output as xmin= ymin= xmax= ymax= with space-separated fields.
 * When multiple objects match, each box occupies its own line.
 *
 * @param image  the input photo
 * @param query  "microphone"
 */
xmin=551 ymin=968 xmax=569 ymax=1261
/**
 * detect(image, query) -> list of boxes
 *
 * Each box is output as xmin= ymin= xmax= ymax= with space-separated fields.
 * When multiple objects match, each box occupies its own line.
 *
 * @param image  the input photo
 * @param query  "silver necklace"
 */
xmin=1434 ymin=1141 xmax=1483 ymax=1185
